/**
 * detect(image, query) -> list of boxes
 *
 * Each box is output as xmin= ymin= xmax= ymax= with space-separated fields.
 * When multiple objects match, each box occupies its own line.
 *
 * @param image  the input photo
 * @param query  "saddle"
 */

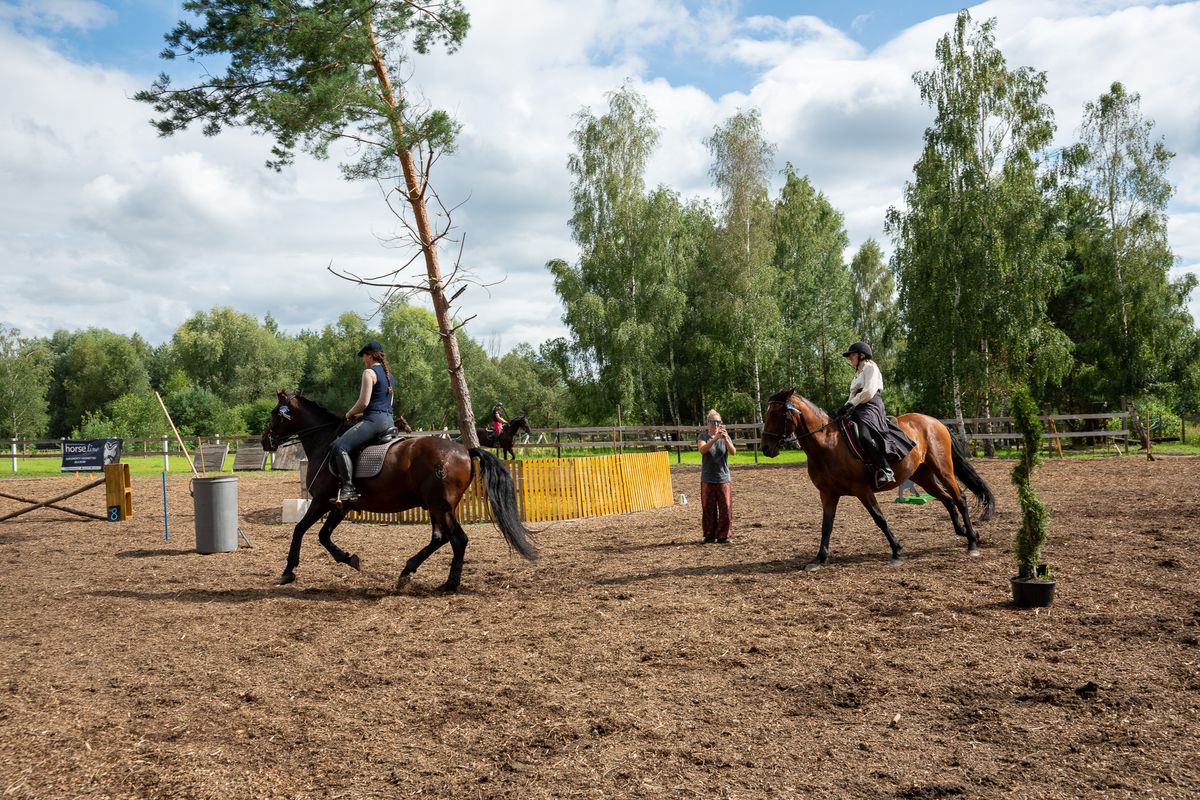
xmin=327 ymin=428 xmax=408 ymax=482
xmin=837 ymin=417 xmax=868 ymax=464
xmin=837 ymin=416 xmax=901 ymax=466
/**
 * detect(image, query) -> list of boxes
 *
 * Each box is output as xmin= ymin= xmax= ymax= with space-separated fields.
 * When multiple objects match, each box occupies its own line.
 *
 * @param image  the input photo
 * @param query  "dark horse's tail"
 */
xmin=469 ymin=448 xmax=538 ymax=560
xmin=950 ymin=436 xmax=996 ymax=521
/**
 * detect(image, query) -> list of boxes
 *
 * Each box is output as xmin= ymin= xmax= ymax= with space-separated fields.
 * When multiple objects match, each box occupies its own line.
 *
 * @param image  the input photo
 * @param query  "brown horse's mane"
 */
xmin=768 ymin=388 xmax=831 ymax=420
xmin=767 ymin=387 xmax=795 ymax=403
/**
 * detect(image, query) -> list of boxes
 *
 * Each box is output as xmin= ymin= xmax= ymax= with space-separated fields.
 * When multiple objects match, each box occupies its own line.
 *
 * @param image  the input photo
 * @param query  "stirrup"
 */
xmin=336 ymin=484 xmax=360 ymax=506
xmin=875 ymin=468 xmax=895 ymax=487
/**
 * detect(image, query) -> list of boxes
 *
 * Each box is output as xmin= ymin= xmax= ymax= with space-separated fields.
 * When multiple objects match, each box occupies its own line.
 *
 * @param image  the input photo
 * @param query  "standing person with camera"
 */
xmin=697 ymin=409 xmax=736 ymax=543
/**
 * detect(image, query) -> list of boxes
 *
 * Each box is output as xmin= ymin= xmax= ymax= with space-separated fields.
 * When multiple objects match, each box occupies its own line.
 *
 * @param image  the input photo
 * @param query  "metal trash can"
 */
xmin=193 ymin=476 xmax=238 ymax=554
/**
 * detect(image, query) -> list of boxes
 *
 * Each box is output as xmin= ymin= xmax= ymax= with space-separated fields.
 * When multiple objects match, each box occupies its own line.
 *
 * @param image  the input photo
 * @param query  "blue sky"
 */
xmin=638 ymin=1 xmax=982 ymax=95
xmin=1 ymin=0 xmax=1197 ymax=349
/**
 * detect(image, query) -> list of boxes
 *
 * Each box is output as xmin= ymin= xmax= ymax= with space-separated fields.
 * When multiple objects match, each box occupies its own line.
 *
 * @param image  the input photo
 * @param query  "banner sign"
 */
xmin=61 ymin=439 xmax=123 ymax=472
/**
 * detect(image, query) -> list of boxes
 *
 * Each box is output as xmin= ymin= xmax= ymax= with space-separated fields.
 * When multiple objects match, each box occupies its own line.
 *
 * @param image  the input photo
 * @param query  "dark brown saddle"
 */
xmin=325 ymin=429 xmax=407 ymax=482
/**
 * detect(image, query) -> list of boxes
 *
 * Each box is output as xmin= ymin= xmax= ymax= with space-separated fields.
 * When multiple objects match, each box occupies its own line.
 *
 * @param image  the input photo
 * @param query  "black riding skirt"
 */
xmin=849 ymin=394 xmax=916 ymax=463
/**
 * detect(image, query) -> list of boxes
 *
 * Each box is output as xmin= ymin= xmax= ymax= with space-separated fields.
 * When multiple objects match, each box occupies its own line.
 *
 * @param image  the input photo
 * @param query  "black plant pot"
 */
xmin=1010 ymin=576 xmax=1056 ymax=608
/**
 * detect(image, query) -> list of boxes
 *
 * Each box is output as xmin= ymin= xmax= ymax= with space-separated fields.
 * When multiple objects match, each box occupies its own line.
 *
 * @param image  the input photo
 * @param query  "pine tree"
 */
xmin=136 ymin=1 xmax=483 ymax=445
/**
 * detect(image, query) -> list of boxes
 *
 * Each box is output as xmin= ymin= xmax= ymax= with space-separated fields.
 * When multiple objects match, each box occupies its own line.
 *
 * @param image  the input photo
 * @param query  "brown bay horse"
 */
xmin=761 ymin=388 xmax=995 ymax=571
xmin=262 ymin=391 xmax=537 ymax=591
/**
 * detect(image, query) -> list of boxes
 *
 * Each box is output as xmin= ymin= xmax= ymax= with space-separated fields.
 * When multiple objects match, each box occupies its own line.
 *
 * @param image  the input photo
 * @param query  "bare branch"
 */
xmin=445 ymin=314 xmax=477 ymax=335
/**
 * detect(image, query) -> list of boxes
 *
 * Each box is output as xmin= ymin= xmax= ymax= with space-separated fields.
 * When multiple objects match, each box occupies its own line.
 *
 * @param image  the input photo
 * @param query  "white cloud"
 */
xmin=0 ymin=0 xmax=113 ymax=31
xmin=0 ymin=0 xmax=1197 ymax=355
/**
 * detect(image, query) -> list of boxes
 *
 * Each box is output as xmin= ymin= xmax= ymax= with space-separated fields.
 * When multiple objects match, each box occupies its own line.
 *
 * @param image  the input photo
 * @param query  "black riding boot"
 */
xmin=868 ymin=429 xmax=897 ymax=484
xmin=335 ymin=450 xmax=359 ymax=503
xmin=859 ymin=427 xmax=894 ymax=487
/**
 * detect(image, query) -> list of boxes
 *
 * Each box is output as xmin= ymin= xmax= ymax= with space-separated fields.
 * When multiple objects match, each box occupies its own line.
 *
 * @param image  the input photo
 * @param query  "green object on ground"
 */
xmin=895 ymin=494 xmax=936 ymax=504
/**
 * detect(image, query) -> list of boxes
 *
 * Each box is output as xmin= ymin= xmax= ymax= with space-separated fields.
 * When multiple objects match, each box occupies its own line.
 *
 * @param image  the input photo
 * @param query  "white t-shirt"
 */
xmin=846 ymin=361 xmax=883 ymax=407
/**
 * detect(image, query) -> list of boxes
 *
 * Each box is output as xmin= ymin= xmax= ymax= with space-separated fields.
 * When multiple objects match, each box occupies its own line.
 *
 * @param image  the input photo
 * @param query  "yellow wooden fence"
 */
xmin=348 ymin=451 xmax=674 ymax=525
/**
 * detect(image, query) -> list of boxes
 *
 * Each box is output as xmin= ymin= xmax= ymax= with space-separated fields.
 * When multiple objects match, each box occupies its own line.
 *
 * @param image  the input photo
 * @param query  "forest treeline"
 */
xmin=545 ymin=11 xmax=1198 ymax=437
xmin=1 ymin=11 xmax=1196 ymax=442
xmin=0 ymin=305 xmax=565 ymax=440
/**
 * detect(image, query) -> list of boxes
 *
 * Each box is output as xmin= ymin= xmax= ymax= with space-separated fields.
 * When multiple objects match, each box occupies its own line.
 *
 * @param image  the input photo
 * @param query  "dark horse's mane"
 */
xmin=293 ymin=393 xmax=342 ymax=423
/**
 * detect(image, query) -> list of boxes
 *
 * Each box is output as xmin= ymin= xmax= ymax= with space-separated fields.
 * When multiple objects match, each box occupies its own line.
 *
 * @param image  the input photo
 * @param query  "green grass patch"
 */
xmin=1 ymin=454 xmax=254 ymax=479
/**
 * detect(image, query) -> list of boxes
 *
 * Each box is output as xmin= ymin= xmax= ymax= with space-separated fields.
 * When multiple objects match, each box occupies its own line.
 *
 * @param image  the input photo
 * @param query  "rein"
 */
xmin=266 ymin=419 xmax=342 ymax=451
xmin=267 ymin=415 xmax=344 ymax=499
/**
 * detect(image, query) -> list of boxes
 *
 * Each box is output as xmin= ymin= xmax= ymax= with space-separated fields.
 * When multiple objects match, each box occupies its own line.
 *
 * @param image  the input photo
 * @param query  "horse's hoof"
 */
xmin=348 ymin=554 xmax=361 ymax=572
xmin=804 ymin=561 xmax=825 ymax=573
xmin=967 ymin=548 xmax=982 ymax=558
xmin=889 ymin=557 xmax=904 ymax=567
xmin=435 ymin=582 xmax=460 ymax=593
xmin=278 ymin=572 xmax=295 ymax=585
xmin=394 ymin=574 xmax=412 ymax=591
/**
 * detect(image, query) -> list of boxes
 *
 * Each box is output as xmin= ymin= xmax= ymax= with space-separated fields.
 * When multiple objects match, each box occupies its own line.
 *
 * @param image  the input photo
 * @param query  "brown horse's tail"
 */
xmin=470 ymin=448 xmax=538 ymax=560
xmin=950 ymin=436 xmax=996 ymax=521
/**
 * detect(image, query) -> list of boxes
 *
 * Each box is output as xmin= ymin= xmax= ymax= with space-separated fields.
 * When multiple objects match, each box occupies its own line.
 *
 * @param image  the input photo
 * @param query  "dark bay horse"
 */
xmin=475 ymin=415 xmax=531 ymax=460
xmin=262 ymin=391 xmax=537 ymax=591
xmin=761 ymin=388 xmax=995 ymax=571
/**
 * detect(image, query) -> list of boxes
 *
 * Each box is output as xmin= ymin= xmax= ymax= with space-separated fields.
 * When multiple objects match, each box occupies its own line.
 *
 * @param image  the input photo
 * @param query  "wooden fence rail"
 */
xmin=0 ymin=411 xmax=1151 ymax=475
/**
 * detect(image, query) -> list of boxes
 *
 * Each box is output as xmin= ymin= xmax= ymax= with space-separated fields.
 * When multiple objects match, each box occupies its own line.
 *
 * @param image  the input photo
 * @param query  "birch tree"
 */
xmin=888 ymin=10 xmax=1066 ymax=435
xmin=1069 ymin=82 xmax=1189 ymax=432
xmin=706 ymin=109 xmax=778 ymax=425
xmin=773 ymin=167 xmax=854 ymax=408
xmin=0 ymin=326 xmax=52 ymax=439
xmin=548 ymin=86 xmax=690 ymax=423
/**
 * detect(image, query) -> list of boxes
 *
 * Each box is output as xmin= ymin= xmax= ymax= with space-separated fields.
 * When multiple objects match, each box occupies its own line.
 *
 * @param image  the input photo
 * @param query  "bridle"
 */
xmin=762 ymin=397 xmax=836 ymax=444
xmin=264 ymin=402 xmax=342 ymax=451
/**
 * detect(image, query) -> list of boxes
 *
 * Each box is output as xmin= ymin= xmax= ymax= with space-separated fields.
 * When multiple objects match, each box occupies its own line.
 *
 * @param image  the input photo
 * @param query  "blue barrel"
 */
xmin=193 ymin=476 xmax=238 ymax=554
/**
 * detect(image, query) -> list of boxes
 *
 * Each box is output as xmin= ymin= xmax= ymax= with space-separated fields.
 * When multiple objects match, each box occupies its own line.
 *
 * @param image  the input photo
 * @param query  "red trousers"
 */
xmin=701 ymin=481 xmax=732 ymax=540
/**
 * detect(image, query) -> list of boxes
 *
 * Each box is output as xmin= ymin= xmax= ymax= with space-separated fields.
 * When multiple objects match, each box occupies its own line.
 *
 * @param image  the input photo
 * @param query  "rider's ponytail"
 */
xmin=377 ymin=352 xmax=394 ymax=396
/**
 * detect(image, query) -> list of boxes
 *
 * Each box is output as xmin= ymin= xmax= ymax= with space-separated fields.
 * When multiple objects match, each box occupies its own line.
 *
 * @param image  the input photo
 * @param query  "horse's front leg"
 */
xmin=280 ymin=500 xmax=329 ymax=585
xmin=316 ymin=507 xmax=359 ymax=571
xmin=805 ymin=492 xmax=840 ymax=571
xmin=857 ymin=490 xmax=903 ymax=565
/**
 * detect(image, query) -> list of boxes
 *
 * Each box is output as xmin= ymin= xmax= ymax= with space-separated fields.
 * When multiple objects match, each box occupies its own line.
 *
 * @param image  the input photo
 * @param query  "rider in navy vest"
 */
xmin=331 ymin=341 xmax=395 ymax=503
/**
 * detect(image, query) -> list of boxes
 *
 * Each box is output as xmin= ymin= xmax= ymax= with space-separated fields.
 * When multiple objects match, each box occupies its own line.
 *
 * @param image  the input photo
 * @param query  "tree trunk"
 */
xmin=369 ymin=25 xmax=477 ymax=447
xmin=751 ymin=336 xmax=763 ymax=428
xmin=951 ymin=349 xmax=968 ymax=443
xmin=981 ymin=338 xmax=995 ymax=458
xmin=1126 ymin=397 xmax=1154 ymax=461
xmin=667 ymin=344 xmax=681 ymax=428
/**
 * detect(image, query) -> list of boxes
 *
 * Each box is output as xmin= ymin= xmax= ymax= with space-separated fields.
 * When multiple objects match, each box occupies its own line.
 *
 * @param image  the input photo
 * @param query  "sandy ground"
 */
xmin=1 ymin=456 xmax=1198 ymax=799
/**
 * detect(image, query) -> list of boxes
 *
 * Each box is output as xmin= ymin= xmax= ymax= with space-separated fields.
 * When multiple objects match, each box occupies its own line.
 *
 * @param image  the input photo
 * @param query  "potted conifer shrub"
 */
xmin=1010 ymin=385 xmax=1056 ymax=608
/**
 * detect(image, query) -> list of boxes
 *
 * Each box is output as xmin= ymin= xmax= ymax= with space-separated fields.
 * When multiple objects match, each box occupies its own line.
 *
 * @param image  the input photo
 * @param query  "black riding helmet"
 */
xmin=842 ymin=341 xmax=873 ymax=360
xmin=357 ymin=340 xmax=384 ymax=356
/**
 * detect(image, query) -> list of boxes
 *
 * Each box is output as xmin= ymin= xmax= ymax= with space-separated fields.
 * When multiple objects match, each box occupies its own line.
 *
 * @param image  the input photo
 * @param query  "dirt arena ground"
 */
xmin=1 ymin=456 xmax=1198 ymax=799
